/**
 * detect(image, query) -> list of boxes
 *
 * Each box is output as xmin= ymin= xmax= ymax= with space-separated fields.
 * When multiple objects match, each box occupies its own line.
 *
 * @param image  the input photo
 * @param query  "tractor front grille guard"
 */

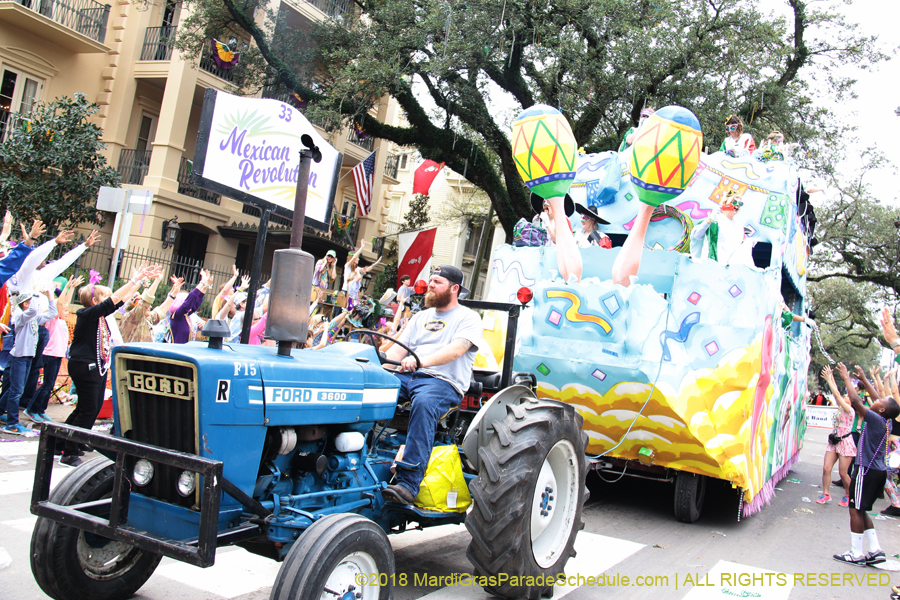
xmin=32 ymin=422 xmax=229 ymax=567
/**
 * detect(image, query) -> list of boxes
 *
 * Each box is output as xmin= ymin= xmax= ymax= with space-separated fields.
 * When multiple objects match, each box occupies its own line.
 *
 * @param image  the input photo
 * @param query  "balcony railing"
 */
xmin=177 ymin=157 xmax=220 ymax=204
xmin=199 ymin=49 xmax=236 ymax=83
xmin=347 ymin=127 xmax=374 ymax=151
xmin=117 ymin=148 xmax=152 ymax=185
xmin=0 ymin=108 xmax=30 ymax=143
xmin=305 ymin=0 xmax=351 ymax=19
xmin=241 ymin=205 xmax=294 ymax=228
xmin=140 ymin=25 xmax=177 ymax=61
xmin=13 ymin=0 xmax=110 ymax=44
xmin=384 ymin=154 xmax=399 ymax=179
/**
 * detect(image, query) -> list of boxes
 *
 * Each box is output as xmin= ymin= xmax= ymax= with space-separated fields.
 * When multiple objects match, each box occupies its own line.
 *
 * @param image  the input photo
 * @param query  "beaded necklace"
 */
xmin=97 ymin=314 xmax=111 ymax=376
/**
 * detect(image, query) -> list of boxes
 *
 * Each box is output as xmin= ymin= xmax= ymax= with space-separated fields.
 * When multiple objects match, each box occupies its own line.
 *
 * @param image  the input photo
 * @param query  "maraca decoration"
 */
xmin=511 ymin=104 xmax=577 ymax=199
xmin=629 ymin=106 xmax=702 ymax=207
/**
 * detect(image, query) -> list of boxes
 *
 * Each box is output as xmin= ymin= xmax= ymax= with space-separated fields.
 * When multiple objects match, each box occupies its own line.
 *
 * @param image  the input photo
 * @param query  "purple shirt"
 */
xmin=170 ymin=287 xmax=204 ymax=344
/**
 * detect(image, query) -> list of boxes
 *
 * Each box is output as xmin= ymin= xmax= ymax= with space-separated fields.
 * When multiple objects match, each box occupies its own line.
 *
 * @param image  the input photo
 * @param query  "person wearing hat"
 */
xmin=574 ymin=203 xmax=612 ymax=249
xmin=312 ymin=250 xmax=338 ymax=302
xmin=3 ymin=288 xmax=56 ymax=435
xmin=381 ymin=265 xmax=483 ymax=505
xmin=120 ymin=272 xmax=183 ymax=343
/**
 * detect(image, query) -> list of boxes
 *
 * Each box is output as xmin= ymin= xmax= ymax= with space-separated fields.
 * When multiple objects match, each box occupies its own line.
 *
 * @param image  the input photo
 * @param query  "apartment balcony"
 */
xmin=260 ymin=85 xmax=327 ymax=129
xmin=305 ymin=0 xmax=351 ymax=19
xmin=117 ymin=148 xmax=151 ymax=186
xmin=199 ymin=47 xmax=236 ymax=83
xmin=0 ymin=108 xmax=29 ymax=143
xmin=0 ymin=0 xmax=110 ymax=53
xmin=347 ymin=127 xmax=374 ymax=152
xmin=140 ymin=25 xmax=176 ymax=61
xmin=177 ymin=157 xmax=220 ymax=204
xmin=383 ymin=153 xmax=399 ymax=180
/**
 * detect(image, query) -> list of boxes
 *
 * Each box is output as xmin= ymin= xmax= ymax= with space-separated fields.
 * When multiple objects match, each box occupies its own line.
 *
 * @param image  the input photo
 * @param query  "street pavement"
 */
xmin=0 ymin=406 xmax=895 ymax=600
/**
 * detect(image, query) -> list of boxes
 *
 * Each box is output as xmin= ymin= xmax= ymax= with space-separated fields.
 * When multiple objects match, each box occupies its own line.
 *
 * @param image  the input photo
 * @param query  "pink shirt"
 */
xmin=249 ymin=313 xmax=267 ymax=345
xmin=43 ymin=317 xmax=69 ymax=358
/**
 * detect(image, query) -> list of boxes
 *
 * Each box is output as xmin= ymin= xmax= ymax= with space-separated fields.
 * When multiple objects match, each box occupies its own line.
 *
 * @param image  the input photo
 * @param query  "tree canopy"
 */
xmin=177 ymin=0 xmax=885 ymax=236
xmin=0 ymin=93 xmax=116 ymax=230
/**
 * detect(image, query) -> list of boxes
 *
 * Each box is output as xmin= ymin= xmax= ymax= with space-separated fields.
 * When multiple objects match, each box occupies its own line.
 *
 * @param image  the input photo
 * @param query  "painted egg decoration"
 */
xmin=629 ymin=106 xmax=703 ymax=207
xmin=511 ymin=104 xmax=577 ymax=199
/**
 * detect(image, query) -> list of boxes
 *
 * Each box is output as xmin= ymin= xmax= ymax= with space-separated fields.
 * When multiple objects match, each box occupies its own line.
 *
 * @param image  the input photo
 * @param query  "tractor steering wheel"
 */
xmin=349 ymin=329 xmax=422 ymax=371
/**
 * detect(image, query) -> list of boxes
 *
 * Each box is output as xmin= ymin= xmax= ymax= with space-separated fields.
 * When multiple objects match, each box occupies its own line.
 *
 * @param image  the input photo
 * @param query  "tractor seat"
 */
xmin=472 ymin=370 xmax=502 ymax=392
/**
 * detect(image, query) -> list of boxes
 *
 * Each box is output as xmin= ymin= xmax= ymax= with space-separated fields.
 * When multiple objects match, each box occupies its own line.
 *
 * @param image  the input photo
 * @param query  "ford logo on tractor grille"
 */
xmin=127 ymin=371 xmax=192 ymax=400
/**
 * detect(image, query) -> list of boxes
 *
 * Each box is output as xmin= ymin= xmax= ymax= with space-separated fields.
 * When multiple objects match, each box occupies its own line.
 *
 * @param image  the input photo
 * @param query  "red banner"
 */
xmin=412 ymin=160 xmax=444 ymax=196
xmin=398 ymin=228 xmax=437 ymax=287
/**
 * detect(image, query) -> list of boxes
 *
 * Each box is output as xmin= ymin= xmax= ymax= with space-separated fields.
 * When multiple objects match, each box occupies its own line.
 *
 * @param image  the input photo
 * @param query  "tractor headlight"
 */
xmin=133 ymin=460 xmax=154 ymax=486
xmin=176 ymin=470 xmax=196 ymax=497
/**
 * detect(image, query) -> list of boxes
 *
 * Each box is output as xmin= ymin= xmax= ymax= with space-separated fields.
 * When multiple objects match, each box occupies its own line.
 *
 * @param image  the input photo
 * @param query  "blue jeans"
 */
xmin=392 ymin=372 xmax=461 ymax=495
xmin=4 ymin=355 xmax=32 ymax=426
xmin=20 ymin=326 xmax=49 ymax=408
xmin=27 ymin=355 xmax=61 ymax=415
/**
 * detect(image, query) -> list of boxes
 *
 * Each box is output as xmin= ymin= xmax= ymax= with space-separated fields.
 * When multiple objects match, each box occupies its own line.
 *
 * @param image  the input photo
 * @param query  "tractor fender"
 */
xmin=461 ymin=384 xmax=537 ymax=473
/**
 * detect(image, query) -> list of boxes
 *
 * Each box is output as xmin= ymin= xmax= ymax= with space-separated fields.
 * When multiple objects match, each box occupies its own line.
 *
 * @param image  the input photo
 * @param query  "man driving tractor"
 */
xmin=381 ymin=265 xmax=482 ymax=505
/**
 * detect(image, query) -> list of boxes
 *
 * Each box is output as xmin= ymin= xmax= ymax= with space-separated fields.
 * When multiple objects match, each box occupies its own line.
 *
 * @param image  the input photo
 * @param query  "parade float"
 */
xmin=479 ymin=105 xmax=812 ymax=521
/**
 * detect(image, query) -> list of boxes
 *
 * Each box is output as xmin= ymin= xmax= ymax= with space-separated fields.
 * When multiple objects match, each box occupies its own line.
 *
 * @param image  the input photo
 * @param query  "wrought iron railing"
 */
xmin=13 ymin=0 xmax=110 ymax=43
xmin=117 ymin=148 xmax=152 ymax=185
xmin=177 ymin=157 xmax=220 ymax=204
xmin=140 ymin=25 xmax=177 ymax=61
xmin=0 ymin=108 xmax=30 ymax=143
xmin=199 ymin=48 xmax=236 ymax=83
xmin=347 ymin=127 xmax=374 ymax=151
xmin=384 ymin=154 xmax=399 ymax=179
xmin=305 ymin=0 xmax=351 ymax=19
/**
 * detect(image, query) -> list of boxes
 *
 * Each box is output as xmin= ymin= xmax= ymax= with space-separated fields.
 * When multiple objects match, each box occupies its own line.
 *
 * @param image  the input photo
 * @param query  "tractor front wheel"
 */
xmin=30 ymin=457 xmax=162 ymax=600
xmin=466 ymin=397 xmax=588 ymax=600
xmin=270 ymin=513 xmax=393 ymax=600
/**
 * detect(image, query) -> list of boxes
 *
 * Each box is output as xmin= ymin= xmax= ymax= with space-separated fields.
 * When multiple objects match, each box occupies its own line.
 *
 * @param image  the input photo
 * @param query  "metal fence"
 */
xmin=199 ymin=48 xmax=236 ymax=83
xmin=0 ymin=108 xmax=29 ymax=144
xmin=140 ymin=25 xmax=177 ymax=61
xmin=305 ymin=0 xmax=352 ymax=19
xmin=177 ymin=157 xmax=220 ymax=204
xmin=384 ymin=154 xmax=399 ymax=179
xmin=15 ymin=0 xmax=110 ymax=43
xmin=117 ymin=149 xmax=152 ymax=186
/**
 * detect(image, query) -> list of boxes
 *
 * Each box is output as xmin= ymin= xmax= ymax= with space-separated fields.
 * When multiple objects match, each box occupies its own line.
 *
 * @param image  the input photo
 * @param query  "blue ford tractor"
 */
xmin=29 ymin=142 xmax=588 ymax=600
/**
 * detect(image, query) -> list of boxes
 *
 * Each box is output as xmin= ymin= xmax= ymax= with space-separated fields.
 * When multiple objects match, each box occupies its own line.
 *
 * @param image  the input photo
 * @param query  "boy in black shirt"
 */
xmin=834 ymin=362 xmax=899 ymax=567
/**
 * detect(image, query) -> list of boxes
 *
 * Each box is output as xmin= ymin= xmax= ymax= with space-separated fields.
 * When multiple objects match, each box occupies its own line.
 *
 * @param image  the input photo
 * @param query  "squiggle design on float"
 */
xmin=659 ymin=312 xmax=701 ymax=362
xmin=674 ymin=200 xmax=712 ymax=220
xmin=719 ymin=159 xmax=760 ymax=180
xmin=545 ymin=290 xmax=613 ymax=334
xmin=492 ymin=259 xmax=536 ymax=301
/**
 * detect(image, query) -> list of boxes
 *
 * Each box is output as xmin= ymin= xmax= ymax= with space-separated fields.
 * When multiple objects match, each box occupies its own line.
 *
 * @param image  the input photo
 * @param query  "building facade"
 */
xmin=0 ymin=0 xmax=397 ymax=285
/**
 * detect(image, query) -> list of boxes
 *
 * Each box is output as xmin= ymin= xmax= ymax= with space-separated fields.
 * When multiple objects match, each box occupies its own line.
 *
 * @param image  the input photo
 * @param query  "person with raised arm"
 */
xmin=818 ymin=365 xmax=857 ymax=507
xmin=833 ymin=361 xmax=898 ymax=568
xmin=58 ymin=263 xmax=158 ymax=465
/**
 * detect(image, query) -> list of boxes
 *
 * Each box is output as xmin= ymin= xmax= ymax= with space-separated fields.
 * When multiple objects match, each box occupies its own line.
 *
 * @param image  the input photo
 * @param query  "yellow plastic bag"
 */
xmin=414 ymin=444 xmax=471 ymax=513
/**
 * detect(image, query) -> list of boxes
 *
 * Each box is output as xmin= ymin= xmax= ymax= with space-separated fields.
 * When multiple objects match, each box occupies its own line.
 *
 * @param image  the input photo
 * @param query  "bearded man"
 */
xmin=381 ymin=265 xmax=482 ymax=505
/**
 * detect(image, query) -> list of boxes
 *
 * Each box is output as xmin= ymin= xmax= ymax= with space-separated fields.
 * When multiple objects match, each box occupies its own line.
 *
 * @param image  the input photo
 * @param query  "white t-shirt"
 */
xmin=398 ymin=304 xmax=482 ymax=395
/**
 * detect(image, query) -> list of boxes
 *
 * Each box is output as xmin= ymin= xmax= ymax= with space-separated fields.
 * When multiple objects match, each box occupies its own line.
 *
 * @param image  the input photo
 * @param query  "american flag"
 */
xmin=351 ymin=151 xmax=377 ymax=216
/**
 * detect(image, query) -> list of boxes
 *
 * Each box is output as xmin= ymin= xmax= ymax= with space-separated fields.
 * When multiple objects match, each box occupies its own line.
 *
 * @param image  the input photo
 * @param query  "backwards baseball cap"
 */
xmin=431 ymin=265 xmax=469 ymax=295
xmin=325 ymin=250 xmax=337 ymax=258
xmin=232 ymin=291 xmax=248 ymax=306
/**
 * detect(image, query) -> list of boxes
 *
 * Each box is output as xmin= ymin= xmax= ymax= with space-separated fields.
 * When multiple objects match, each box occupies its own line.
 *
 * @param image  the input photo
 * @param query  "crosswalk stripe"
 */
xmin=0 ymin=439 xmax=40 ymax=457
xmin=417 ymin=532 xmax=645 ymax=600
xmin=0 ymin=465 xmax=73 ymax=496
xmin=1 ymin=515 xmax=38 ymax=533
xmin=154 ymin=547 xmax=282 ymax=599
xmin=680 ymin=560 xmax=792 ymax=600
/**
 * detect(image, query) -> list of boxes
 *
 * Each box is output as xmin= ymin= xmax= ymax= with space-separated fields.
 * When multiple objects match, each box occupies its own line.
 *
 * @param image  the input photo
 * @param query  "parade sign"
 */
xmin=191 ymin=89 xmax=343 ymax=231
xmin=805 ymin=405 xmax=838 ymax=429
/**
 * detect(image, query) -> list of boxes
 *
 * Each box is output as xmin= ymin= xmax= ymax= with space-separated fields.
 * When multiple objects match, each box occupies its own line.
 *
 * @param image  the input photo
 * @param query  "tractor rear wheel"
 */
xmin=466 ymin=398 xmax=588 ymax=600
xmin=270 ymin=513 xmax=393 ymax=600
xmin=30 ymin=457 xmax=162 ymax=600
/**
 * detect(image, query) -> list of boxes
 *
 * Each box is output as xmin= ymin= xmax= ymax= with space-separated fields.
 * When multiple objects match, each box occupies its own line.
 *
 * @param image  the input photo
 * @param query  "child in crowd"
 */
xmin=24 ymin=275 xmax=83 ymax=423
xmin=4 ymin=288 xmax=57 ymax=434
xmin=833 ymin=362 xmax=896 ymax=567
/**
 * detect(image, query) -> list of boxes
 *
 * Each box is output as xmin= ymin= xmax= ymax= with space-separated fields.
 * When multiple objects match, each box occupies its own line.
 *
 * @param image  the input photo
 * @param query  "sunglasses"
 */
xmin=725 ymin=124 xmax=738 ymax=132
xmin=722 ymin=199 xmax=743 ymax=210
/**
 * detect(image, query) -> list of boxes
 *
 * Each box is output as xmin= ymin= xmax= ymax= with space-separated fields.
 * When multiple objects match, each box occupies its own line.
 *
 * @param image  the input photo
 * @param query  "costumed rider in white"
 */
xmin=381 ymin=265 xmax=483 ymax=505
